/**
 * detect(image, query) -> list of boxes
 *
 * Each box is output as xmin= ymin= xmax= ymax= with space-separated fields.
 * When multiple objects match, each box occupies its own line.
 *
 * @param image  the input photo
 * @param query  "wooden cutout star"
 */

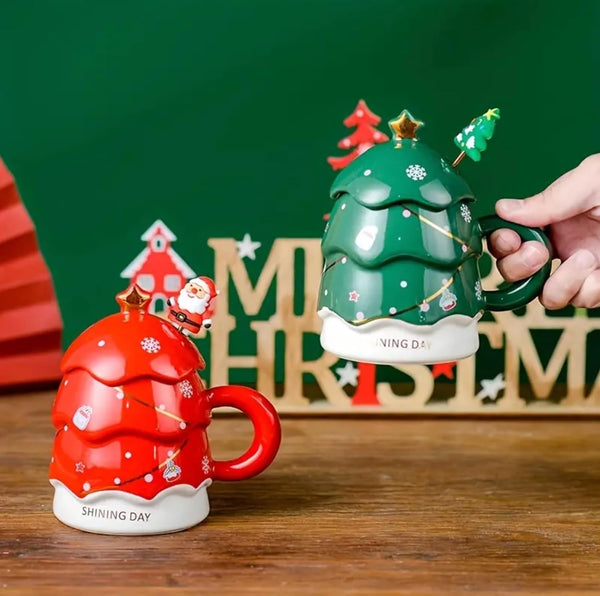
xmin=476 ymin=373 xmax=506 ymax=401
xmin=335 ymin=361 xmax=359 ymax=387
xmin=236 ymin=233 xmax=262 ymax=260
xmin=116 ymin=284 xmax=151 ymax=311
xmin=388 ymin=110 xmax=423 ymax=142
xmin=432 ymin=362 xmax=456 ymax=380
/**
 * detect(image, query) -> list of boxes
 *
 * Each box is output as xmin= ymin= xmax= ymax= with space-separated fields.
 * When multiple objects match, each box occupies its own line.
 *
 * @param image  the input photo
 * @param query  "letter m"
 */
xmin=206 ymin=238 xmax=297 ymax=387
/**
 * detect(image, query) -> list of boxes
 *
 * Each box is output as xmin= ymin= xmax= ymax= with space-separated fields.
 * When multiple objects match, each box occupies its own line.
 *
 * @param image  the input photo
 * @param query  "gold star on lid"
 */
xmin=116 ymin=284 xmax=151 ymax=312
xmin=388 ymin=110 xmax=424 ymax=143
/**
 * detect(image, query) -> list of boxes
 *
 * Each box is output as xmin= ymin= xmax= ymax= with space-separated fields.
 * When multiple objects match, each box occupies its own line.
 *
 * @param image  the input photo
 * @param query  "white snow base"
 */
xmin=318 ymin=307 xmax=482 ymax=365
xmin=50 ymin=479 xmax=212 ymax=535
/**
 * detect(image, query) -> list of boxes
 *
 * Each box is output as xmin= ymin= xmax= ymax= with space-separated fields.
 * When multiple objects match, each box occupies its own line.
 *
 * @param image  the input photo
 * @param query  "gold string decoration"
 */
xmin=351 ymin=265 xmax=465 ymax=326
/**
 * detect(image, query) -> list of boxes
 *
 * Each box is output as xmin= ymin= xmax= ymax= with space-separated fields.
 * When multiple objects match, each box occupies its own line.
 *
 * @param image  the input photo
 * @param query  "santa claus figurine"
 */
xmin=167 ymin=276 xmax=218 ymax=335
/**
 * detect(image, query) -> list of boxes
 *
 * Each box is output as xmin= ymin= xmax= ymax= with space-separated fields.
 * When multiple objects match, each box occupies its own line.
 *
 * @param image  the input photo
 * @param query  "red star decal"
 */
xmin=432 ymin=362 xmax=456 ymax=379
xmin=348 ymin=290 xmax=360 ymax=302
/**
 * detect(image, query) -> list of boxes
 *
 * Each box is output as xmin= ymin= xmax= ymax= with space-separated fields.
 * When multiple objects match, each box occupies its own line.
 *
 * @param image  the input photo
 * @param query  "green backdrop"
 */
xmin=1 ymin=0 xmax=599 ymax=385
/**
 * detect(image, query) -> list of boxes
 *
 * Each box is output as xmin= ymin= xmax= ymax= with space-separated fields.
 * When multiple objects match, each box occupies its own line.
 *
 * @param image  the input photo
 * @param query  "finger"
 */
xmin=496 ymin=241 xmax=550 ymax=282
xmin=571 ymin=269 xmax=600 ymax=308
xmin=540 ymin=249 xmax=597 ymax=309
xmin=496 ymin=155 xmax=600 ymax=227
xmin=488 ymin=229 xmax=522 ymax=259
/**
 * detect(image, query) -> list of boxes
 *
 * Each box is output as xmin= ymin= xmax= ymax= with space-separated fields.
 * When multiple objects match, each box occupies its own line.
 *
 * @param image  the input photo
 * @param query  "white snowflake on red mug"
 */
xmin=141 ymin=337 xmax=161 ymax=354
xmin=202 ymin=455 xmax=211 ymax=475
xmin=178 ymin=379 xmax=194 ymax=399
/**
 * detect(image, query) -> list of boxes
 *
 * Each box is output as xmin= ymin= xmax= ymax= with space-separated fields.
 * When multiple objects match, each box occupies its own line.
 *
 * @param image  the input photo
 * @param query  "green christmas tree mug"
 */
xmin=318 ymin=109 xmax=552 ymax=365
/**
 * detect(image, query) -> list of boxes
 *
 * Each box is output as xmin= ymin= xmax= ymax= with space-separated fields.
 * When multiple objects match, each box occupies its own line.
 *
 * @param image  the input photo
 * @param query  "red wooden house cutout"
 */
xmin=120 ymin=219 xmax=195 ymax=313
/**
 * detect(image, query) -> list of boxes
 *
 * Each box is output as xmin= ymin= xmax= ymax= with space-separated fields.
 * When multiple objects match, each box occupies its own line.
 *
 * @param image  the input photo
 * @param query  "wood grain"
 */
xmin=2 ymin=392 xmax=600 ymax=594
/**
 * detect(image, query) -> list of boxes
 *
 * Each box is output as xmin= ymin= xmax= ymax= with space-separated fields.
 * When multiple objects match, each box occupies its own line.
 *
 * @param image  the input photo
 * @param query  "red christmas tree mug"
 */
xmin=49 ymin=285 xmax=281 ymax=535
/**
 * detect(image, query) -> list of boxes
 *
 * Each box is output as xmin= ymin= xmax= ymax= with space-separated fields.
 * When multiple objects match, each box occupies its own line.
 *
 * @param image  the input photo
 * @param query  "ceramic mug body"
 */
xmin=318 ymin=200 xmax=552 ymax=365
xmin=50 ymin=373 xmax=281 ymax=535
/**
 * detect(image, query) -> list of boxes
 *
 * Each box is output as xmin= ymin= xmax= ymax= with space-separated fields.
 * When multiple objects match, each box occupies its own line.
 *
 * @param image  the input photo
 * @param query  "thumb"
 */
xmin=496 ymin=155 xmax=600 ymax=227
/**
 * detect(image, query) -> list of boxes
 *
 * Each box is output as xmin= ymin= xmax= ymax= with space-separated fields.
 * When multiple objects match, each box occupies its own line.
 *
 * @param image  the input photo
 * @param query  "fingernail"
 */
xmin=497 ymin=199 xmax=523 ymax=213
xmin=574 ymin=249 xmax=596 ymax=268
xmin=497 ymin=232 xmax=520 ymax=253
xmin=522 ymin=244 xmax=546 ymax=268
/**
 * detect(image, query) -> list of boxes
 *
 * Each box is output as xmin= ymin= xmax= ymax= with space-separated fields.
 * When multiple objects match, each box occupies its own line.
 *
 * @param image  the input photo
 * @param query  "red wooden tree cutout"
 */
xmin=0 ymin=158 xmax=63 ymax=388
xmin=327 ymin=99 xmax=389 ymax=171
xmin=327 ymin=100 xmax=388 ymax=406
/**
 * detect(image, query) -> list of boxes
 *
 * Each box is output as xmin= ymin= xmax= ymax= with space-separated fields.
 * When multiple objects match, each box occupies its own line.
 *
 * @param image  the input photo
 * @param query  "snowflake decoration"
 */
xmin=202 ymin=455 xmax=211 ymax=475
xmin=460 ymin=203 xmax=472 ymax=223
xmin=141 ymin=337 xmax=161 ymax=354
xmin=475 ymin=280 xmax=483 ymax=301
xmin=440 ymin=158 xmax=451 ymax=172
xmin=406 ymin=164 xmax=427 ymax=181
xmin=179 ymin=379 xmax=194 ymax=399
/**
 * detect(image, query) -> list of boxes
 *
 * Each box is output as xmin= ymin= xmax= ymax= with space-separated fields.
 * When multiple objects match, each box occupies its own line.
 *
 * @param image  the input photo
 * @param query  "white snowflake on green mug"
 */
xmin=405 ymin=164 xmax=427 ymax=181
xmin=475 ymin=280 xmax=483 ymax=301
xmin=460 ymin=203 xmax=472 ymax=223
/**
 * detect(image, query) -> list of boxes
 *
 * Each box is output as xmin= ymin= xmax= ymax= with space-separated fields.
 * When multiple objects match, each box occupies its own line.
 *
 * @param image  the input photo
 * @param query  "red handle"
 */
xmin=208 ymin=386 xmax=281 ymax=481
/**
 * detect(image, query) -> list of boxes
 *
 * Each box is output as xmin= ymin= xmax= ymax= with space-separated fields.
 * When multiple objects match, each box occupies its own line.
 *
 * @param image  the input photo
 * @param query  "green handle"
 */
xmin=477 ymin=214 xmax=552 ymax=311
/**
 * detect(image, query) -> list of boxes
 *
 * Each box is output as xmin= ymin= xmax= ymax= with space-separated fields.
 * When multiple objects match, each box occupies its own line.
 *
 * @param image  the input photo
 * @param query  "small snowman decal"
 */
xmin=72 ymin=405 xmax=93 ymax=431
xmin=354 ymin=225 xmax=378 ymax=251
xmin=163 ymin=459 xmax=182 ymax=483
xmin=439 ymin=289 xmax=458 ymax=312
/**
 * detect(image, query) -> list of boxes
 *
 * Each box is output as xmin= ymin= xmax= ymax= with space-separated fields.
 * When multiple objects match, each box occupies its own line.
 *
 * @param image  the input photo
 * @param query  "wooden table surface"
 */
xmin=2 ymin=392 xmax=600 ymax=595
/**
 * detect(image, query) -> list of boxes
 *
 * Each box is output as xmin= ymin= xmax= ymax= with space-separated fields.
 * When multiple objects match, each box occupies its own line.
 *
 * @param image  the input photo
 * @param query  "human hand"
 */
xmin=489 ymin=155 xmax=600 ymax=309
